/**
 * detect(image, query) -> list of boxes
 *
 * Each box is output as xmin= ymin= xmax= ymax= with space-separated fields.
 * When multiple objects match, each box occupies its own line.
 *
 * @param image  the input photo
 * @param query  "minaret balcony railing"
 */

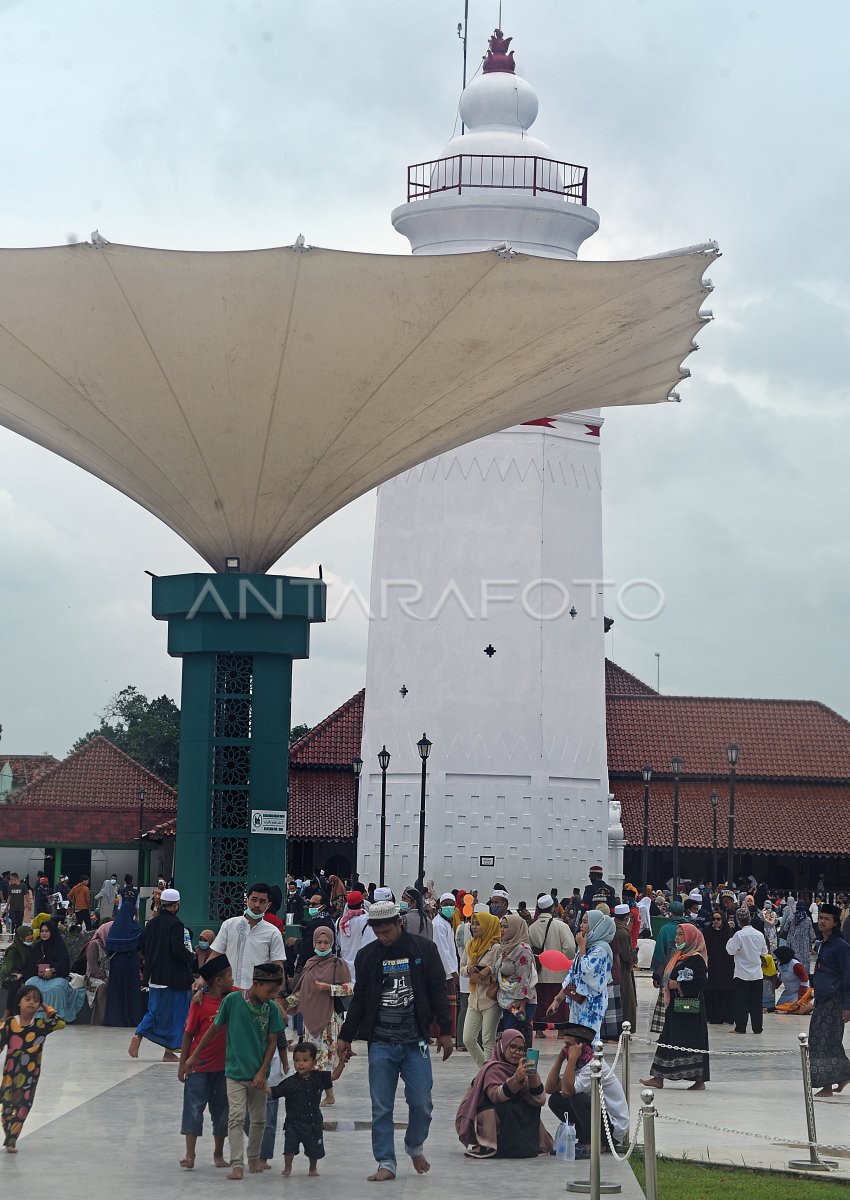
xmin=407 ymin=154 xmax=588 ymax=205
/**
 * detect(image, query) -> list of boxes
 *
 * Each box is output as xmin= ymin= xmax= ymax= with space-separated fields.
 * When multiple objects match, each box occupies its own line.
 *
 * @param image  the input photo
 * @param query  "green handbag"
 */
xmin=673 ymin=997 xmax=701 ymax=1014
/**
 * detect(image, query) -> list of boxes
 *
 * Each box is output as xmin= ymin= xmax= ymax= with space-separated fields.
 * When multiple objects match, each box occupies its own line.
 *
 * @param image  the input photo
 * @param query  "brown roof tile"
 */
xmin=605 ymin=660 xmax=657 ymax=696
xmin=290 ymin=690 xmax=364 ymax=767
xmin=0 ymin=754 xmax=60 ymax=791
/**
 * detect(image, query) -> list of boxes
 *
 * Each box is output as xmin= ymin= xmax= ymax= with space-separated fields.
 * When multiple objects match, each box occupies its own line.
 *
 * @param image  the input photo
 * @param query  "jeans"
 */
xmin=226 ymin=1078 xmax=267 ymax=1167
xmin=733 ymin=978 xmax=763 ymax=1033
xmin=244 ymin=1096 xmax=278 ymax=1161
xmin=368 ymin=1041 xmax=433 ymax=1175
xmin=463 ymin=1004 xmax=500 ymax=1067
xmin=181 ymin=1070 xmax=229 ymax=1137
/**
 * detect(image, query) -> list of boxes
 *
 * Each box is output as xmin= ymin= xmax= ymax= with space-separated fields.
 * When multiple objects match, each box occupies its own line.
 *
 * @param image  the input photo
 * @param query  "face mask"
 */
xmin=198 ymin=940 xmax=210 ymax=949
xmin=244 ymin=908 xmax=261 ymax=921
xmin=674 ymin=942 xmax=685 ymax=951
xmin=441 ymin=906 xmax=456 ymax=919
xmin=314 ymin=947 xmax=332 ymax=958
xmin=308 ymin=907 xmax=319 ymax=918
xmin=399 ymin=902 xmax=409 ymax=914
xmin=488 ymin=903 xmax=505 ymax=916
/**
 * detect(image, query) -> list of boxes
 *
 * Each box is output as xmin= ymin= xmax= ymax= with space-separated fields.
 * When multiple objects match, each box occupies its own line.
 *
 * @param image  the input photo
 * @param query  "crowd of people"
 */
xmin=0 ymin=864 xmax=848 ymax=1172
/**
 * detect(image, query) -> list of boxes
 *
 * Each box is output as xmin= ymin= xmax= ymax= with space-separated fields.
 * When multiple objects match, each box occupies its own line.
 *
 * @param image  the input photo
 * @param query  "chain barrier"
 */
xmin=599 ymin=1085 xmax=643 ymax=1162
xmin=630 ymin=1033 xmax=796 ymax=1057
xmin=656 ymin=1111 xmax=850 ymax=1155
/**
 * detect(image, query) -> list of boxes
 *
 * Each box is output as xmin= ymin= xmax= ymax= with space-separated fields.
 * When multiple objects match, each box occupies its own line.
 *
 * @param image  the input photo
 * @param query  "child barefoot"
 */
xmin=177 ymin=955 xmax=235 ymax=1169
xmin=1 ymin=986 xmax=65 ymax=1152
xmin=268 ymin=1041 xmax=332 ymax=1177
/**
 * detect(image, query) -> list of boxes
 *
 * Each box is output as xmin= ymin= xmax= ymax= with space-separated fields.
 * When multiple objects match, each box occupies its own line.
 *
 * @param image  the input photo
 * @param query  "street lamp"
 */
xmin=641 ymin=765 xmax=653 ymax=890
xmin=710 ymin=790 xmax=719 ymax=886
xmin=415 ymin=733 xmax=432 ymax=891
xmin=377 ymin=746 xmax=391 ymax=887
xmin=726 ymin=742 xmax=740 ymax=886
xmin=670 ymin=754 xmax=683 ymax=896
xmin=136 ymin=786 xmax=146 ymax=887
xmin=352 ymin=755 xmax=363 ymax=882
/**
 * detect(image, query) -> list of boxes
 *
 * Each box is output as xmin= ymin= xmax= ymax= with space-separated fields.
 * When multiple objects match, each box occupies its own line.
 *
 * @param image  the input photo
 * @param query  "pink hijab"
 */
xmin=455 ymin=1029 xmax=525 ymax=1146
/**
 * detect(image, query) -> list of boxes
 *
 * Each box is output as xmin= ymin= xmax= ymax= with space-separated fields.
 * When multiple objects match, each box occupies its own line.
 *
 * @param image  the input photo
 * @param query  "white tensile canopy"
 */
xmin=0 ymin=242 xmax=714 ymax=572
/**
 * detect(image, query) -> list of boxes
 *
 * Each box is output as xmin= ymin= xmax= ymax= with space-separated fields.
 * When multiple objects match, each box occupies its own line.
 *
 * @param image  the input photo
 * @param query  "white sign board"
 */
xmin=250 ymin=809 xmax=287 ymax=836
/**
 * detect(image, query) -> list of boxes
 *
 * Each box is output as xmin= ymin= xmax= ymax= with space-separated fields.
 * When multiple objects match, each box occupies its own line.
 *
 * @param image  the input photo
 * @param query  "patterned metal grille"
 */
xmin=211 ymin=788 xmax=250 ymax=831
xmin=215 ymin=697 xmax=252 ymax=740
xmin=209 ymin=652 xmax=254 ymax=922
xmin=216 ymin=652 xmax=253 ymax=696
xmin=210 ymin=836 xmax=250 ymax=878
xmin=213 ymin=744 xmax=251 ymax=787
xmin=209 ymin=880 xmax=247 ymax=923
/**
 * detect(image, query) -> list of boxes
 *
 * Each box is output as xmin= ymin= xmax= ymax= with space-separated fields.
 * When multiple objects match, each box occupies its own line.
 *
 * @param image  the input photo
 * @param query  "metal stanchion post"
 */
xmin=788 ymin=1032 xmax=838 ymax=1171
xmin=621 ymin=1021 xmax=631 ymax=1136
xmin=567 ymin=1040 xmax=621 ymax=1196
xmin=640 ymin=1089 xmax=659 ymax=1200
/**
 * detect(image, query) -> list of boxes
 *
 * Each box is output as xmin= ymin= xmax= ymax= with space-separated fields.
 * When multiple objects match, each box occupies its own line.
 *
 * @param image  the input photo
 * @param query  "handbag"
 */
xmin=533 ymin=915 xmax=555 ymax=972
xmin=673 ymin=996 xmax=700 ymax=1014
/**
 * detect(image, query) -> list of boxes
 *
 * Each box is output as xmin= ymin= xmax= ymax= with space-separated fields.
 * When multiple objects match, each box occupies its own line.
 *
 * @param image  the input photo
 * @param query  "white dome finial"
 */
xmin=458 ymin=29 xmax=539 ymax=135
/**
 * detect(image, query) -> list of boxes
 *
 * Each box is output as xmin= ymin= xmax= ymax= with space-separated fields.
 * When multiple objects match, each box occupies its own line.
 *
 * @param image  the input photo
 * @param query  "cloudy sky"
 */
xmin=2 ymin=0 xmax=849 ymax=757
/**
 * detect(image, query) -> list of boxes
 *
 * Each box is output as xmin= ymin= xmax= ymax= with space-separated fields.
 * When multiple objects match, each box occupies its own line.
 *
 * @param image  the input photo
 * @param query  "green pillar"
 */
xmin=153 ymin=573 xmax=326 ymax=934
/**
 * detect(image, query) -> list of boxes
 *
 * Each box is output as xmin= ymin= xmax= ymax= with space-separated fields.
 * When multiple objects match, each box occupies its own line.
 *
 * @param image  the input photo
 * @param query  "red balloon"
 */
xmin=538 ymin=949 xmax=573 ymax=973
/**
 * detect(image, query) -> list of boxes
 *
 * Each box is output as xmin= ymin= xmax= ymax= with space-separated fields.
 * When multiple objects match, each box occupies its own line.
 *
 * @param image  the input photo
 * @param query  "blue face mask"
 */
xmin=308 ymin=907 xmax=320 ymax=918
xmin=314 ymin=947 xmax=332 ymax=958
xmin=399 ymin=902 xmax=409 ymax=914
xmin=244 ymin=908 xmax=261 ymax=921
xmin=198 ymin=940 xmax=210 ymax=950
xmin=441 ymin=906 xmax=456 ymax=920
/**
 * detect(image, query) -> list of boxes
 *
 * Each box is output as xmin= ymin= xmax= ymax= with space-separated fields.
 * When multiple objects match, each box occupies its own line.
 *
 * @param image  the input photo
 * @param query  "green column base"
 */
xmin=153 ymin=573 xmax=326 ymax=934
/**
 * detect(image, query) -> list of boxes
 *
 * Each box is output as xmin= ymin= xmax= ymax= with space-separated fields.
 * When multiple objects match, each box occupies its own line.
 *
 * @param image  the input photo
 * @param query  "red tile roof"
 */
xmin=605 ymin=661 xmax=657 ymax=696
xmin=290 ymin=690 xmax=364 ymax=766
xmin=0 ymin=736 xmax=176 ymax=846
xmin=289 ymin=768 xmax=355 ymax=841
xmin=0 ymin=754 xmax=60 ymax=791
xmin=615 ymin=778 xmax=850 ymax=857
xmin=607 ymin=694 xmax=850 ymax=781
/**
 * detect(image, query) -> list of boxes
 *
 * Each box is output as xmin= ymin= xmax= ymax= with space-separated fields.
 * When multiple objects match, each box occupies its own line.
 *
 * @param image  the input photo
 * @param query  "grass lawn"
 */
xmin=629 ymin=1152 xmax=850 ymax=1198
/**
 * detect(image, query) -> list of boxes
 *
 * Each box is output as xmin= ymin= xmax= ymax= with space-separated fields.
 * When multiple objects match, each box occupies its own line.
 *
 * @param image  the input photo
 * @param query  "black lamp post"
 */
xmin=671 ymin=754 xmax=683 ymax=896
xmin=710 ymin=790 xmax=719 ymax=886
xmin=352 ymin=755 xmax=363 ymax=881
xmin=726 ymin=743 xmax=740 ymax=885
xmin=136 ymin=786 xmax=146 ymax=887
xmin=415 ymin=733 xmax=432 ymax=892
xmin=641 ymin=765 xmax=653 ymax=889
xmin=377 ymin=745 xmax=391 ymax=887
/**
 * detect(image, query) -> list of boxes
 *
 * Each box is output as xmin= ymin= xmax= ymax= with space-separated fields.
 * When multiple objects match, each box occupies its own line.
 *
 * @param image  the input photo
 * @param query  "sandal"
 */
xmin=464 ymin=1146 xmax=496 ymax=1159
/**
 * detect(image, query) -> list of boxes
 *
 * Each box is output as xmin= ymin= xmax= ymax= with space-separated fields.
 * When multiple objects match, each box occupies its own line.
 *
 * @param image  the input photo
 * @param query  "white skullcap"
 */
xmin=614 ymin=903 xmax=630 ymax=915
xmin=689 ymin=889 xmax=703 ymax=902
xmin=160 ymin=888 xmax=180 ymax=903
xmin=490 ymin=889 xmax=510 ymax=900
xmin=439 ymin=892 xmax=456 ymax=903
xmin=537 ymin=895 xmax=555 ymax=909
xmin=373 ymin=887 xmax=394 ymax=903
xmin=474 ymin=903 xmax=489 ymax=913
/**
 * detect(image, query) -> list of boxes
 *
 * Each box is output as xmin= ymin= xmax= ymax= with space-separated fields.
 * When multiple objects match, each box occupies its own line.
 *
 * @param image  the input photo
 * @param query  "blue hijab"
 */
xmin=106 ymin=897 xmax=143 ymax=953
xmin=585 ymin=909 xmax=615 ymax=964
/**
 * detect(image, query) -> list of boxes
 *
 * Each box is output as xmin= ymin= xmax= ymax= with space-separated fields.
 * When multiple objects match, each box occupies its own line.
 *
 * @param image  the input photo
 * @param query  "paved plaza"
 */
xmin=3 ymin=977 xmax=848 ymax=1196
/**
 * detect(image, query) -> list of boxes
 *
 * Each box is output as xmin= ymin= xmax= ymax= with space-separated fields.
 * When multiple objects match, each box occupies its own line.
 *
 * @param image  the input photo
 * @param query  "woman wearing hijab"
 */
xmin=702 ymin=909 xmax=735 ymax=1024
xmin=401 ymin=887 xmax=433 ymax=940
xmin=23 ymin=919 xmax=85 ymax=1023
xmin=760 ymin=904 xmax=779 ymax=1010
xmin=105 ymin=897 xmax=144 ymax=1027
xmin=494 ymin=915 xmax=537 ymax=1047
xmin=461 ymin=912 xmax=503 ymax=1065
xmin=641 ymin=924 xmax=710 ymax=1090
xmin=84 ymin=920 xmax=113 ymax=1025
xmin=455 ymin=1028 xmax=553 ymax=1159
xmin=0 ymin=925 xmax=33 ymax=1015
xmin=808 ymin=902 xmax=850 ymax=1097
xmin=289 ymin=925 xmax=353 ymax=1106
xmin=782 ymin=901 xmax=815 ymax=969
xmin=193 ymin=929 xmax=217 ymax=973
xmin=549 ymin=910 xmax=614 ymax=1038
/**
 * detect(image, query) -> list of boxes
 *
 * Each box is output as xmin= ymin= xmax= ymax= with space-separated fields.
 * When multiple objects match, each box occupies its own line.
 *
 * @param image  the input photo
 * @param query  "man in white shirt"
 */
xmin=209 ymin=881 xmax=285 ymax=991
xmin=726 ymin=912 xmax=768 ymax=1034
xmin=432 ymin=893 xmax=460 ymax=980
xmin=545 ymin=1022 xmax=629 ymax=1157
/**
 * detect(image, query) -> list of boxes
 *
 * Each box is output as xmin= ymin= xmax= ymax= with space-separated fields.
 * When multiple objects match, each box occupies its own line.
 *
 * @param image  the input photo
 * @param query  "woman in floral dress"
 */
xmin=290 ymin=925 xmax=353 ymax=1105
xmin=1 ymin=985 xmax=65 ymax=1152
xmin=548 ymin=910 xmax=614 ymax=1038
xmin=494 ymin=915 xmax=538 ymax=1048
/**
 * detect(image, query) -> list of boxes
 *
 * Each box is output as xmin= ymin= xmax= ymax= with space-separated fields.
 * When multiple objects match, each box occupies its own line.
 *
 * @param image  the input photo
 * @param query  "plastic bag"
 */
xmin=554 ymin=1121 xmax=576 ymax=1161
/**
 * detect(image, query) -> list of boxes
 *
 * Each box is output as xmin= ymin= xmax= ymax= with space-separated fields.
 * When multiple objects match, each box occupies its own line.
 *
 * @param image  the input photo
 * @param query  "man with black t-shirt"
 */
xmin=336 ymin=900 xmax=451 ymax=1182
xmin=7 ymin=872 xmax=29 ymax=932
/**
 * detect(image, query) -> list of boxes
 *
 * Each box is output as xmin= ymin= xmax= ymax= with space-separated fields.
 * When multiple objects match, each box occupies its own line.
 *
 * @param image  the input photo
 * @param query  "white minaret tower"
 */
xmin=359 ymin=29 xmax=623 ymax=897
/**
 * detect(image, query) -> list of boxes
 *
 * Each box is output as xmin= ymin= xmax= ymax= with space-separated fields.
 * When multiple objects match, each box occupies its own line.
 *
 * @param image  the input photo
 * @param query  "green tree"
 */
xmin=290 ymin=723 xmax=312 ymax=745
xmin=73 ymin=686 xmax=181 ymax=787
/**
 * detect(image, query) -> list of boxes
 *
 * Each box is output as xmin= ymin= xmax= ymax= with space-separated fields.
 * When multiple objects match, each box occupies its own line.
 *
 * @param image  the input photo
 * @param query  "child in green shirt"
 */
xmin=187 ymin=961 xmax=284 ymax=1180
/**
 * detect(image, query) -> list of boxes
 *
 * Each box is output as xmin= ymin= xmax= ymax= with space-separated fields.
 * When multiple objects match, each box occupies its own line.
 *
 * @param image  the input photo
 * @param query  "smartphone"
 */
xmin=525 ymin=1048 xmax=540 ymax=1070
